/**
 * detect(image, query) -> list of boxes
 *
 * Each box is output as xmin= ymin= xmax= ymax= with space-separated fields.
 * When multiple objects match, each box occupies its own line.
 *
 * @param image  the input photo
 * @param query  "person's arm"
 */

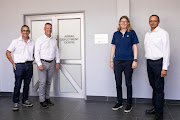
xmin=132 ymin=44 xmax=138 ymax=69
xmin=161 ymin=31 xmax=170 ymax=77
xmin=110 ymin=44 xmax=116 ymax=69
xmin=6 ymin=50 xmax=16 ymax=71
xmin=34 ymin=39 xmax=43 ymax=71
xmin=55 ymin=43 xmax=60 ymax=69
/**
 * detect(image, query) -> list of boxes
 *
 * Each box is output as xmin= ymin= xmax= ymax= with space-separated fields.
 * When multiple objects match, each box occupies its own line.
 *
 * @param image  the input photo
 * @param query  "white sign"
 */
xmin=94 ymin=34 xmax=108 ymax=44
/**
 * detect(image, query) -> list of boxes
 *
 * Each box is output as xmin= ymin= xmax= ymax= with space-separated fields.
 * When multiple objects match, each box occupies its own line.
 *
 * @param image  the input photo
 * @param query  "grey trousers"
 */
xmin=38 ymin=60 xmax=55 ymax=102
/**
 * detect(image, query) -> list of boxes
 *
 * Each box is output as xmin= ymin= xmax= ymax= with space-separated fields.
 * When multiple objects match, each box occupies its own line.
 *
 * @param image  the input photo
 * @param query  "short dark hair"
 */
xmin=45 ymin=23 xmax=52 ymax=27
xmin=21 ymin=25 xmax=29 ymax=31
xmin=149 ymin=15 xmax=160 ymax=21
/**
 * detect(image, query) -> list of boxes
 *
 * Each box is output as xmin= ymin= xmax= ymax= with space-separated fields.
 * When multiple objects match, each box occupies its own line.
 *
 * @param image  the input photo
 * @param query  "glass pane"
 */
xmin=58 ymin=19 xmax=81 ymax=59
xmin=64 ymin=64 xmax=82 ymax=88
xmin=60 ymin=68 xmax=77 ymax=93
xmin=31 ymin=20 xmax=52 ymax=41
xmin=50 ymin=80 xmax=53 ymax=92
xmin=33 ymin=64 xmax=53 ymax=92
xmin=31 ymin=20 xmax=54 ymax=92
xmin=33 ymin=64 xmax=39 ymax=86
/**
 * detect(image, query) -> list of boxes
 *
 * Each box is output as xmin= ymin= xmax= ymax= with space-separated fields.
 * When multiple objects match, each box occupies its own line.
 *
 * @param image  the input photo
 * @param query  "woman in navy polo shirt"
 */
xmin=110 ymin=16 xmax=139 ymax=113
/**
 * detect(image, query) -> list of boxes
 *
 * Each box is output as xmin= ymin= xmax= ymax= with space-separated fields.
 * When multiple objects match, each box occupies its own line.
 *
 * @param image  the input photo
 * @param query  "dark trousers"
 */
xmin=13 ymin=62 xmax=33 ymax=103
xmin=114 ymin=60 xmax=133 ymax=105
xmin=147 ymin=58 xmax=164 ymax=115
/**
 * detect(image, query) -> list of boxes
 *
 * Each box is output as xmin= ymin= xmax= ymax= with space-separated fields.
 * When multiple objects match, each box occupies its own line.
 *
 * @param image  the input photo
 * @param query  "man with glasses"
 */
xmin=144 ymin=15 xmax=170 ymax=120
xmin=6 ymin=25 xmax=34 ymax=111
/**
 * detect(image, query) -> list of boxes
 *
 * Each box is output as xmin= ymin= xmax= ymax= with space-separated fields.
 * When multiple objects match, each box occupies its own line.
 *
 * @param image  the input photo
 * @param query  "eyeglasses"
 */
xmin=120 ymin=21 xmax=128 ymax=23
xmin=149 ymin=20 xmax=159 ymax=23
xmin=22 ymin=30 xmax=30 ymax=32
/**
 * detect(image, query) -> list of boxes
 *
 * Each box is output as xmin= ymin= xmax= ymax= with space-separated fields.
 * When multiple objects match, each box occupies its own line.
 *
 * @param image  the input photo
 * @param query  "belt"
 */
xmin=147 ymin=58 xmax=163 ymax=62
xmin=17 ymin=61 xmax=33 ymax=64
xmin=41 ymin=59 xmax=53 ymax=63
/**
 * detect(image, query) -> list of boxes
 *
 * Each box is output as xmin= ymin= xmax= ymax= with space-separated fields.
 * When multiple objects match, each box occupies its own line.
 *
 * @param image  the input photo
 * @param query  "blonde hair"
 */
xmin=118 ymin=16 xmax=133 ymax=32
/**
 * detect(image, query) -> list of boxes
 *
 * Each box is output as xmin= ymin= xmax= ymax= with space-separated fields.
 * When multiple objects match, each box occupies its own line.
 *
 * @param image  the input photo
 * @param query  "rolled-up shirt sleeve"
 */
xmin=7 ymin=40 xmax=15 ymax=52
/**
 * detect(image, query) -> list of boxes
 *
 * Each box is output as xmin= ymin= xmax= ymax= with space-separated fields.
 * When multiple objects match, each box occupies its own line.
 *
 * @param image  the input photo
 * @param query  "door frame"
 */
xmin=24 ymin=12 xmax=86 ymax=99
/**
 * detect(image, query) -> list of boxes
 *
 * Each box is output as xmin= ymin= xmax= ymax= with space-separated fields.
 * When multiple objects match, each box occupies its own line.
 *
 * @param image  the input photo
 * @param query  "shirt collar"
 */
xmin=119 ymin=30 xmax=128 ymax=34
xmin=18 ymin=36 xmax=23 ymax=41
xmin=43 ymin=34 xmax=52 ymax=39
xmin=153 ymin=26 xmax=159 ymax=32
xmin=149 ymin=26 xmax=160 ymax=32
xmin=18 ymin=36 xmax=32 ymax=42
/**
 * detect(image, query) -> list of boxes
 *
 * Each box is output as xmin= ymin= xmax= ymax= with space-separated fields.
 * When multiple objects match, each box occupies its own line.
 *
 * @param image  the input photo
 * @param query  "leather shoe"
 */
xmin=40 ymin=101 xmax=48 ymax=108
xmin=145 ymin=108 xmax=155 ymax=114
xmin=45 ymin=99 xmax=54 ymax=106
xmin=154 ymin=114 xmax=163 ymax=120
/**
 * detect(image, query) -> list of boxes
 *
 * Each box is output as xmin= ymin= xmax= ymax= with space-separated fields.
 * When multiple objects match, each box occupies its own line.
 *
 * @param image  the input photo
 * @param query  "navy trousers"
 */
xmin=114 ymin=60 xmax=133 ymax=105
xmin=13 ymin=62 xmax=33 ymax=103
xmin=147 ymin=58 xmax=164 ymax=115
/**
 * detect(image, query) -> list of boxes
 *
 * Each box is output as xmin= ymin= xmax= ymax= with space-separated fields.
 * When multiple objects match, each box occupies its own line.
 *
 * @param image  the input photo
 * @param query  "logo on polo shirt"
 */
xmin=127 ymin=35 xmax=129 ymax=37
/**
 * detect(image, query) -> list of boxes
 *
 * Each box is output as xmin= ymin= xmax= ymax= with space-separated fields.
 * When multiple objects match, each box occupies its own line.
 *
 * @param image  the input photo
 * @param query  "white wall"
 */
xmin=0 ymin=0 xmax=180 ymax=100
xmin=130 ymin=0 xmax=180 ymax=100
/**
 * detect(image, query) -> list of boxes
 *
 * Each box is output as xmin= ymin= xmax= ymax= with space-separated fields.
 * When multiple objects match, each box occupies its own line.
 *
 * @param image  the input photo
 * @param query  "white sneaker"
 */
xmin=13 ymin=103 xmax=19 ymax=111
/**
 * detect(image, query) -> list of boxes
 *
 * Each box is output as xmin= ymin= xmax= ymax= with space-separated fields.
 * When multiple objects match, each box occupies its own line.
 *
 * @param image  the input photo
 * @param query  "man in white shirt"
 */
xmin=35 ymin=23 xmax=60 ymax=108
xmin=144 ymin=15 xmax=170 ymax=120
xmin=6 ymin=25 xmax=34 ymax=111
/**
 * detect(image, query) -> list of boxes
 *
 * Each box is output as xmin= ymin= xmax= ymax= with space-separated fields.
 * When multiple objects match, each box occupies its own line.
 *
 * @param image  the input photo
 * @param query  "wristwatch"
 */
xmin=134 ymin=59 xmax=137 ymax=62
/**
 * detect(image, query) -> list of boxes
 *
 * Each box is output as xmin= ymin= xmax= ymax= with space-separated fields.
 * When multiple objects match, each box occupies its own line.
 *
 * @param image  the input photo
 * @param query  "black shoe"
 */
xmin=40 ymin=101 xmax=48 ymax=108
xmin=124 ymin=104 xmax=132 ymax=113
xmin=146 ymin=108 xmax=155 ymax=114
xmin=45 ymin=99 xmax=54 ymax=106
xmin=154 ymin=114 xmax=163 ymax=120
xmin=112 ymin=103 xmax=123 ymax=111
xmin=22 ymin=100 xmax=33 ymax=107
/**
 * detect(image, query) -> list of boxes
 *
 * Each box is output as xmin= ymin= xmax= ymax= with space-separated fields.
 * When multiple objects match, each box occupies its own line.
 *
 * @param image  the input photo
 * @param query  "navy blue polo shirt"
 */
xmin=111 ymin=30 xmax=139 ymax=60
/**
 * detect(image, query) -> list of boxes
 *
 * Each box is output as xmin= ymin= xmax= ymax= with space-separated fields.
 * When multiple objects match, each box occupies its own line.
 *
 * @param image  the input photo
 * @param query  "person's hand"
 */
xmin=13 ymin=63 xmax=16 ymax=71
xmin=110 ymin=62 xmax=114 ymax=69
xmin=132 ymin=61 xmax=137 ymax=69
xmin=38 ymin=65 xmax=44 ymax=71
xmin=56 ymin=63 xmax=60 ymax=69
xmin=161 ymin=70 xmax=167 ymax=77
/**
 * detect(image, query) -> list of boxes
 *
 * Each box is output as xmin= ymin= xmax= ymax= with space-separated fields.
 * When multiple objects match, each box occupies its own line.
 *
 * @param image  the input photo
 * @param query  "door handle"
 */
xmin=57 ymin=35 xmax=59 ymax=48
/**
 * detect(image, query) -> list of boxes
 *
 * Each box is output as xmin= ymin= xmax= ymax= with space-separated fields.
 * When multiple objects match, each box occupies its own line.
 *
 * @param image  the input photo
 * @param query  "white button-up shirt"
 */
xmin=35 ymin=34 xmax=60 ymax=66
xmin=7 ymin=36 xmax=34 ymax=63
xmin=144 ymin=26 xmax=170 ymax=70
